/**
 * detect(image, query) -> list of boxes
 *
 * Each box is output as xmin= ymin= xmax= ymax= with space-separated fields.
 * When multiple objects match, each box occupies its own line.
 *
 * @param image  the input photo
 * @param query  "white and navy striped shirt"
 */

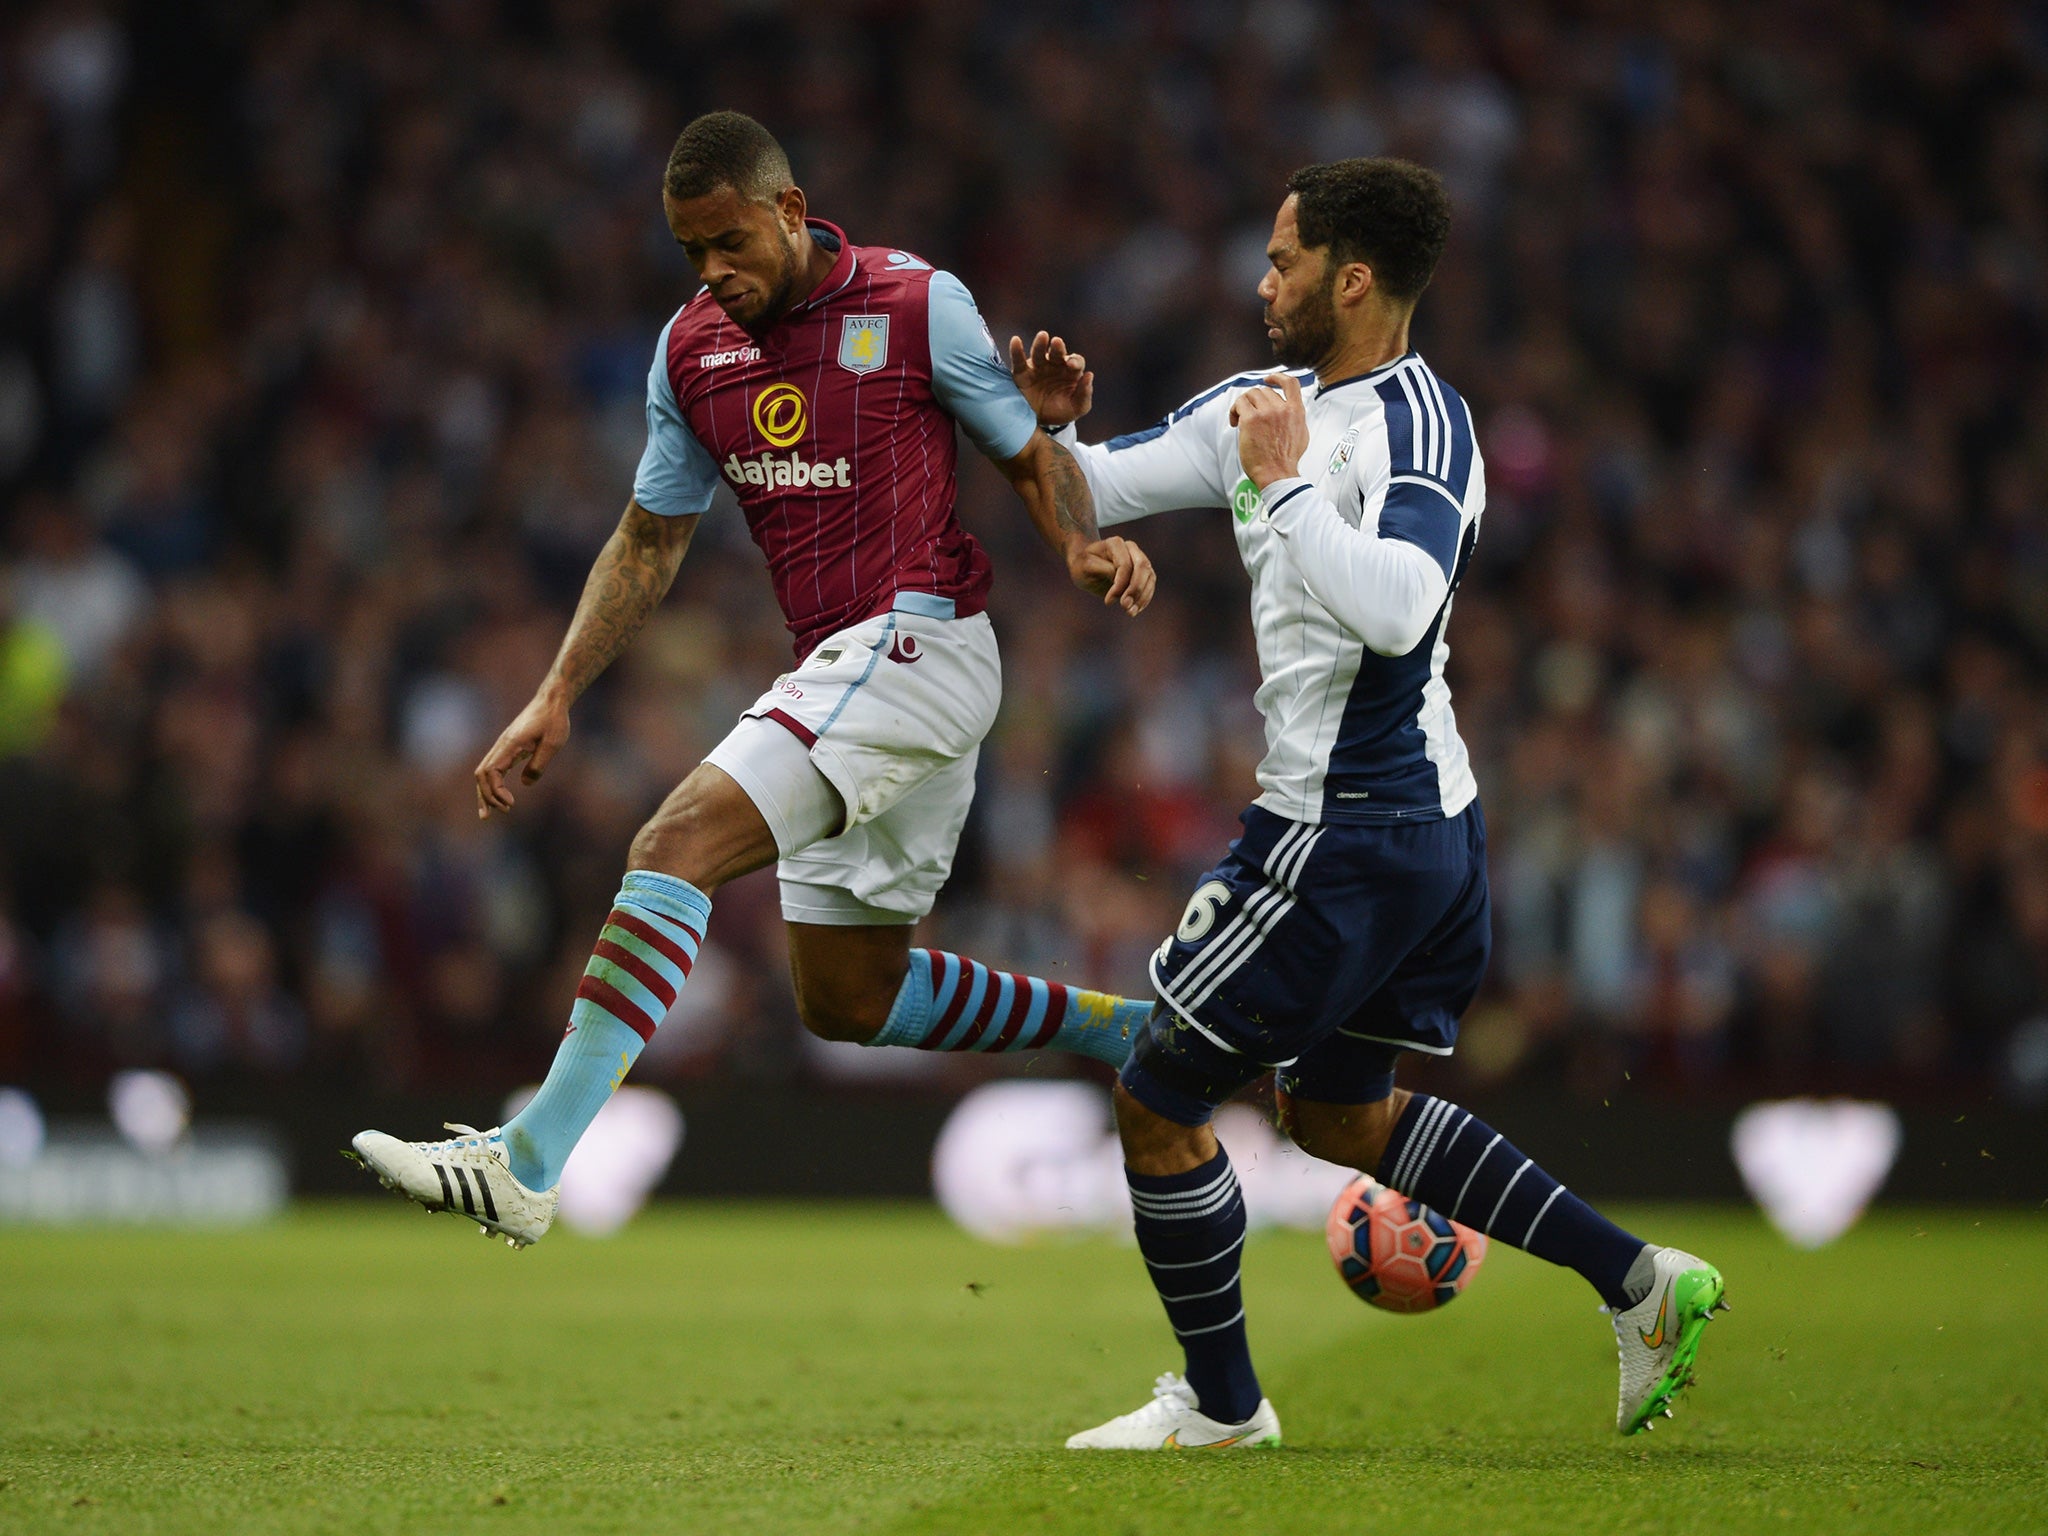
xmin=1061 ymin=351 xmax=1482 ymax=824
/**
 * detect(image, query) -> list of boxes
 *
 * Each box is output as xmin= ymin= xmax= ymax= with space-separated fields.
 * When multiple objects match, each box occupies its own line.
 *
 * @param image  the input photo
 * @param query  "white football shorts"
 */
xmin=703 ymin=594 xmax=1001 ymax=925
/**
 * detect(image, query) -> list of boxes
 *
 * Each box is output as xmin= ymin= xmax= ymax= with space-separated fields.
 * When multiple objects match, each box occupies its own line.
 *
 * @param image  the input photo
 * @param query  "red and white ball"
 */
xmin=1326 ymin=1175 xmax=1488 ymax=1314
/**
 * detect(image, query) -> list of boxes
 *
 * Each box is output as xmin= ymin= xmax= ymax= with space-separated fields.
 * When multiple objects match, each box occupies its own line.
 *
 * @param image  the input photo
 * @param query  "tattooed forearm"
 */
xmin=1002 ymin=431 xmax=1101 ymax=559
xmin=543 ymin=503 xmax=696 ymax=702
xmin=1044 ymin=437 xmax=1099 ymax=542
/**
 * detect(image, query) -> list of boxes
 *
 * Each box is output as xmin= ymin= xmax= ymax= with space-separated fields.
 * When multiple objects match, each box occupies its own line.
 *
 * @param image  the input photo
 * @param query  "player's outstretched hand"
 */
xmin=1069 ymin=535 xmax=1156 ymax=616
xmin=1231 ymin=373 xmax=1309 ymax=489
xmin=1009 ymin=330 xmax=1094 ymax=427
xmin=474 ymin=692 xmax=571 ymax=819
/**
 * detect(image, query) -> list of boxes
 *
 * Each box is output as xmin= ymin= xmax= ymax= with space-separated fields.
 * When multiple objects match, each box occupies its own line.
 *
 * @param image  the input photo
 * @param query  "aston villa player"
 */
xmin=351 ymin=112 xmax=1161 ymax=1244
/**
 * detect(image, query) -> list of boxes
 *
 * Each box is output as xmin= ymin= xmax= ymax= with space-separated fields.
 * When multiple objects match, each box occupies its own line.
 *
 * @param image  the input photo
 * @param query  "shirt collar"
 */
xmin=790 ymin=218 xmax=857 ymax=315
xmin=1316 ymin=349 xmax=1419 ymax=395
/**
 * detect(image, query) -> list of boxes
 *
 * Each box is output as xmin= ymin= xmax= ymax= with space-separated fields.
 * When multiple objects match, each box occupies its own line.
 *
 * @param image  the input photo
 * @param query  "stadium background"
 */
xmin=2 ymin=0 xmax=2045 ymax=1197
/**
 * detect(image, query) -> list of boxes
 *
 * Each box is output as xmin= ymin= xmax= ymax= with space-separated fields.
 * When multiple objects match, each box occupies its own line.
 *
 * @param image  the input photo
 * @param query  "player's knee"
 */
xmin=628 ymin=788 xmax=748 ymax=889
xmin=628 ymin=800 xmax=715 ymax=883
xmin=1112 ymin=1080 xmax=1217 ymax=1176
xmin=627 ymin=765 xmax=778 ymax=890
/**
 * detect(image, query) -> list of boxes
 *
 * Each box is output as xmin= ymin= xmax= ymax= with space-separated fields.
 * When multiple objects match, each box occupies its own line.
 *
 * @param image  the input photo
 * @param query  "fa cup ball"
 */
xmin=1326 ymin=1175 xmax=1488 ymax=1313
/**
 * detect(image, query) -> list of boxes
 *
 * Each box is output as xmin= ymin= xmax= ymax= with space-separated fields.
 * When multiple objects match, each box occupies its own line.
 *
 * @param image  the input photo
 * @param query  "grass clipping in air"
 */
xmin=1 ymin=1204 xmax=2042 ymax=1534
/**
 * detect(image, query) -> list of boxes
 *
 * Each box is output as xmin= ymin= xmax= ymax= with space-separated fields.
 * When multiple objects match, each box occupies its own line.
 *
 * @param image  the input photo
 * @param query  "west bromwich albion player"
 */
xmin=1013 ymin=159 xmax=1726 ymax=1448
xmin=351 ymin=112 xmax=1164 ymax=1245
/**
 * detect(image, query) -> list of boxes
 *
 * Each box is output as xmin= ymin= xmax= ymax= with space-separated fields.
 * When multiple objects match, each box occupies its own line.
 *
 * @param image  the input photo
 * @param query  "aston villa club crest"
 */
xmin=839 ymin=315 xmax=889 ymax=375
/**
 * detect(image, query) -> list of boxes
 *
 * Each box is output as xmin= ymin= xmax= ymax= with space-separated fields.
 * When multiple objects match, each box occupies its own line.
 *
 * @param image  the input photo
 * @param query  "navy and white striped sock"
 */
xmin=1376 ymin=1094 xmax=1649 ymax=1310
xmin=1127 ymin=1149 xmax=1262 ymax=1426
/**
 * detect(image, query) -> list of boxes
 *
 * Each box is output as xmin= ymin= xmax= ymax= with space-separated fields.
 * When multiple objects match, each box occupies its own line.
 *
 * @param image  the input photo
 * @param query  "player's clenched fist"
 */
xmin=474 ymin=692 xmax=571 ymax=819
xmin=1231 ymin=373 xmax=1310 ymax=490
xmin=1068 ymin=534 xmax=1156 ymax=616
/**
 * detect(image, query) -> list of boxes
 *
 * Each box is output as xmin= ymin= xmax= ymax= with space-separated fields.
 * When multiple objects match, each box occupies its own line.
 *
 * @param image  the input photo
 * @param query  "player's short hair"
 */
xmin=1285 ymin=159 xmax=1451 ymax=302
xmin=663 ymin=111 xmax=794 ymax=205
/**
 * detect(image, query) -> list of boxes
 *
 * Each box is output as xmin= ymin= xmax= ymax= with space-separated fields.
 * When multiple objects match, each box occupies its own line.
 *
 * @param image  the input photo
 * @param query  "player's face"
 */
xmin=665 ymin=184 xmax=806 ymax=332
xmin=1258 ymin=195 xmax=1338 ymax=370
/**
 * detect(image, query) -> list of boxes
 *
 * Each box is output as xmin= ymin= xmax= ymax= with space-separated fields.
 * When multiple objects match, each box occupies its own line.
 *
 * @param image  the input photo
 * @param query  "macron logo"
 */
xmin=699 ymin=346 xmax=763 ymax=369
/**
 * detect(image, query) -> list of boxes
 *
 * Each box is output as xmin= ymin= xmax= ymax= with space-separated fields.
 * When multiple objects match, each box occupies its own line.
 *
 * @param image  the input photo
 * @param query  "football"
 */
xmin=1326 ymin=1174 xmax=1488 ymax=1313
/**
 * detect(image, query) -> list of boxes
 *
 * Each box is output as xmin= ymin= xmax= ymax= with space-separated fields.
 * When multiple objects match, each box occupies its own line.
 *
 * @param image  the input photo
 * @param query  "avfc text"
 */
xmin=722 ymin=450 xmax=853 ymax=490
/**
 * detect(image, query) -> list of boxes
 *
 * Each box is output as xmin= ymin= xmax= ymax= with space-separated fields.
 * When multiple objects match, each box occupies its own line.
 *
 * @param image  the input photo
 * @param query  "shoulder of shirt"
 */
xmin=650 ymin=302 xmax=697 ymax=396
xmin=1384 ymin=355 xmax=1472 ymax=422
xmin=669 ymin=291 xmax=724 ymax=343
xmin=663 ymin=296 xmax=751 ymax=391
xmin=1346 ymin=352 xmax=1479 ymax=490
xmin=1101 ymin=368 xmax=1312 ymax=452
xmin=1182 ymin=367 xmax=1313 ymax=417
xmin=1316 ymin=351 xmax=1451 ymax=398
xmin=848 ymin=244 xmax=941 ymax=290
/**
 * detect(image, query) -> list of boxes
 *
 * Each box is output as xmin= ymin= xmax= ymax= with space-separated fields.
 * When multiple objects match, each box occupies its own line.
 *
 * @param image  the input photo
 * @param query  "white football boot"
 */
xmin=1611 ymin=1246 xmax=1727 ymax=1433
xmin=1065 ymin=1373 xmax=1282 ymax=1450
xmin=349 ymin=1123 xmax=558 ymax=1249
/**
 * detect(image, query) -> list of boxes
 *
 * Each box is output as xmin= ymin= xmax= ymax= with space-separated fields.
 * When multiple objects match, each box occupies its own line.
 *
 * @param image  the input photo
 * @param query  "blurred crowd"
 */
xmin=3 ymin=0 xmax=2046 ymax=1105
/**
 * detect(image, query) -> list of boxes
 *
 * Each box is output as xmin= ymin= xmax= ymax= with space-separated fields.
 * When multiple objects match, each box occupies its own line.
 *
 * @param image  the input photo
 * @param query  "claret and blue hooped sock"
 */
xmin=865 ymin=948 xmax=1151 ymax=1067
xmin=502 ymin=870 xmax=710 ymax=1192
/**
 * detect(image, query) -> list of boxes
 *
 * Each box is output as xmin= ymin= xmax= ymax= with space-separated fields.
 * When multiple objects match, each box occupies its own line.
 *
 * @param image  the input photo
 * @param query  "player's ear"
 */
xmin=1337 ymin=259 xmax=1375 ymax=308
xmin=777 ymin=183 xmax=807 ymax=235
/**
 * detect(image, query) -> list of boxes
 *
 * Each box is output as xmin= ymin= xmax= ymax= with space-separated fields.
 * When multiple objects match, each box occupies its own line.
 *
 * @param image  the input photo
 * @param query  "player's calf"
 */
xmin=1277 ymin=1087 xmax=1408 ymax=1170
xmin=784 ymin=925 xmax=1148 ymax=1063
xmin=1366 ymin=1092 xmax=1652 ymax=1309
xmin=1104 ymin=1080 xmax=1267 ymax=1432
xmin=862 ymin=948 xmax=1153 ymax=1067
xmin=788 ymin=924 xmax=910 ymax=1042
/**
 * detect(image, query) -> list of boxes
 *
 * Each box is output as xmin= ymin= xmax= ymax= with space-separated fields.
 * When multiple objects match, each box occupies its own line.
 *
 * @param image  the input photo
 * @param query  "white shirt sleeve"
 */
xmin=1049 ymin=376 xmax=1250 ymax=527
xmin=1258 ymin=476 xmax=1451 ymax=657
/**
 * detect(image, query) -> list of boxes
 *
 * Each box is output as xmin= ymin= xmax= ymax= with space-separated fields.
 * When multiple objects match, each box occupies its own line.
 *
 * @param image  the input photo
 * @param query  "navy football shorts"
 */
xmin=1120 ymin=802 xmax=1491 ymax=1127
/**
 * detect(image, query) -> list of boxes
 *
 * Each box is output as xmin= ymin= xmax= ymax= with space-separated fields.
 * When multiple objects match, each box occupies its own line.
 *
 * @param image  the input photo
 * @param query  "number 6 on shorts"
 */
xmin=1176 ymin=880 xmax=1232 ymax=943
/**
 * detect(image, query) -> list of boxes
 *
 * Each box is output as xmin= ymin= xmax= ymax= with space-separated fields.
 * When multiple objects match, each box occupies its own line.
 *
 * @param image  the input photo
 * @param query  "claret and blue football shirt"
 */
xmin=633 ymin=219 xmax=1036 ymax=661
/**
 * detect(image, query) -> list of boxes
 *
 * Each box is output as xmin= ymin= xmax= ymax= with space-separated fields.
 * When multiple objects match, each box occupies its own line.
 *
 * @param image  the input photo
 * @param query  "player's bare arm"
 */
xmin=996 ymin=429 xmax=1154 ymax=615
xmin=473 ymin=500 xmax=699 ymax=819
xmin=1000 ymin=332 xmax=1150 ymax=612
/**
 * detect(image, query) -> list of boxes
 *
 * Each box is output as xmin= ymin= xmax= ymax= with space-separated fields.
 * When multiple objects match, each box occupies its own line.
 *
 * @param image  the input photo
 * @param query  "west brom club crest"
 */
xmin=839 ymin=315 xmax=889 ymax=375
xmin=1328 ymin=428 xmax=1359 ymax=476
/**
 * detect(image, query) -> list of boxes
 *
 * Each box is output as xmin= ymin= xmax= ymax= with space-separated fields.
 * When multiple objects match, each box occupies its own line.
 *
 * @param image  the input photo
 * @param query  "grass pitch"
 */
xmin=2 ymin=1202 xmax=2042 ymax=1535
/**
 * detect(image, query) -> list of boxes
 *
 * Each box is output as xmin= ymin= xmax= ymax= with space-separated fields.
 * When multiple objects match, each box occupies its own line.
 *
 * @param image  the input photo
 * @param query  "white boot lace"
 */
xmin=425 ymin=1124 xmax=500 ymax=1157
xmin=1148 ymin=1374 xmax=1197 ymax=1412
